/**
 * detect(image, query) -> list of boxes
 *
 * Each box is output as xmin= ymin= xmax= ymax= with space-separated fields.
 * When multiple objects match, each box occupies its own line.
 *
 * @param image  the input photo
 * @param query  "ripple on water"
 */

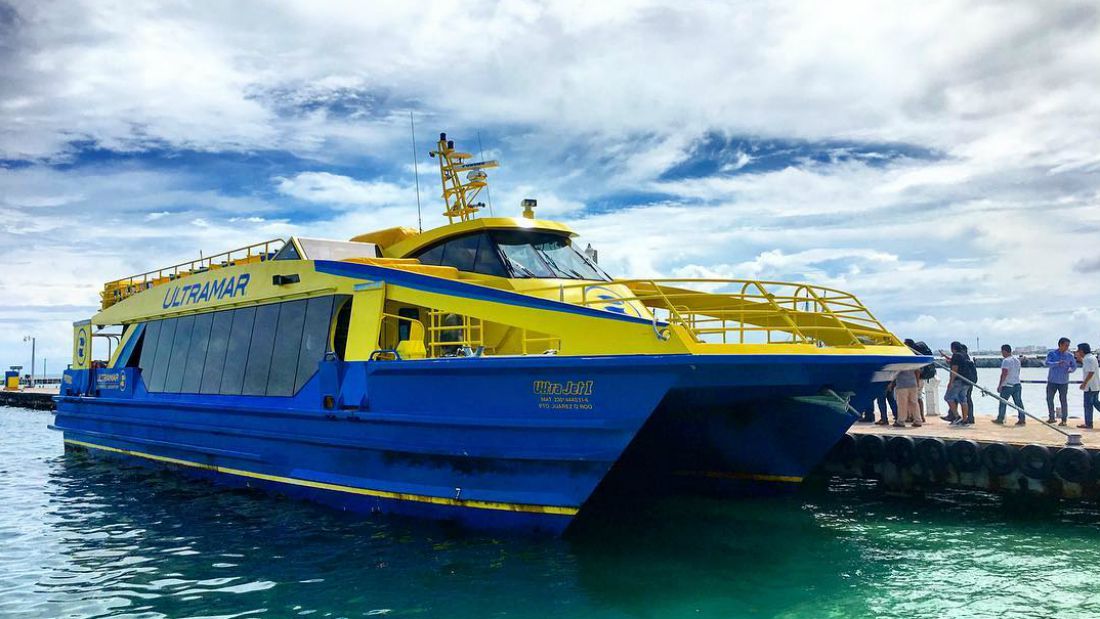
xmin=2 ymin=406 xmax=1100 ymax=618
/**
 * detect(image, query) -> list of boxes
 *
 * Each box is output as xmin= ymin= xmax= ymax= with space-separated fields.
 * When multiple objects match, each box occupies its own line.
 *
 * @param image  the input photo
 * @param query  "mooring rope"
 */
xmin=932 ymin=360 xmax=1078 ymax=444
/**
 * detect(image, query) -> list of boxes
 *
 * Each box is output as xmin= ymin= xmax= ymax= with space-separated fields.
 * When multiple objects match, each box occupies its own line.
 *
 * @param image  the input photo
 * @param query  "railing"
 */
xmin=532 ymin=278 xmax=901 ymax=348
xmin=100 ymin=239 xmax=285 ymax=309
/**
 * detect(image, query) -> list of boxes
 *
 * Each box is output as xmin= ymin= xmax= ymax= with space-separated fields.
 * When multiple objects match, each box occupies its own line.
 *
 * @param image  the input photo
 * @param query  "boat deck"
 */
xmin=848 ymin=416 xmax=1092 ymax=448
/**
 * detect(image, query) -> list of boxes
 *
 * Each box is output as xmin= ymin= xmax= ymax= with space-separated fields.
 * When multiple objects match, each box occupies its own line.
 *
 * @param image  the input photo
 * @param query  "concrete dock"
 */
xmin=823 ymin=414 xmax=1100 ymax=501
xmin=0 ymin=388 xmax=58 ymax=411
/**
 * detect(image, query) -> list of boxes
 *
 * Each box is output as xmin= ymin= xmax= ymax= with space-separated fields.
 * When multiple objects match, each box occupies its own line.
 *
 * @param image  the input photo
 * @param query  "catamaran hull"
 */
xmin=55 ymin=354 xmax=922 ymax=533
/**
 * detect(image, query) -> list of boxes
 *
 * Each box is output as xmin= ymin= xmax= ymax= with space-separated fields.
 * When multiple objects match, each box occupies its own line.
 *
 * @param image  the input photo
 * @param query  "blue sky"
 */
xmin=2 ymin=1 xmax=1099 ymax=374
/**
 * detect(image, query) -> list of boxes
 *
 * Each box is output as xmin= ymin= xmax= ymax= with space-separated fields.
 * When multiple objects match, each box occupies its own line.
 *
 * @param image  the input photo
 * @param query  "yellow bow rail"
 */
xmin=100 ymin=239 xmax=285 ymax=310
xmin=534 ymin=279 xmax=901 ymax=348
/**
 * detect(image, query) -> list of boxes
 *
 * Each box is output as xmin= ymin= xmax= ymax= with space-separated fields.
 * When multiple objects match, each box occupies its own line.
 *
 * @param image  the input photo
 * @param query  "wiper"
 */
xmin=537 ymin=250 xmax=581 ymax=279
xmin=504 ymin=255 xmax=538 ymax=278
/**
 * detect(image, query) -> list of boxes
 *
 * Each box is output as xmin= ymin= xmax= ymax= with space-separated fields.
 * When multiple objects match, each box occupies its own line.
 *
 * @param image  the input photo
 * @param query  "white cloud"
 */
xmin=274 ymin=172 xmax=411 ymax=208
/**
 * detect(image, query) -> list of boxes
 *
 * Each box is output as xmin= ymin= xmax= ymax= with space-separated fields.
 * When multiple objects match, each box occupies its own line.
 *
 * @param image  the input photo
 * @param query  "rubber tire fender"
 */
xmin=981 ymin=443 xmax=1018 ymax=476
xmin=916 ymin=438 xmax=948 ymax=472
xmin=857 ymin=434 xmax=887 ymax=464
xmin=949 ymin=439 xmax=981 ymax=473
xmin=1054 ymin=446 xmax=1091 ymax=483
xmin=1019 ymin=444 xmax=1054 ymax=480
xmin=829 ymin=433 xmax=858 ymax=465
xmin=887 ymin=435 xmax=916 ymax=466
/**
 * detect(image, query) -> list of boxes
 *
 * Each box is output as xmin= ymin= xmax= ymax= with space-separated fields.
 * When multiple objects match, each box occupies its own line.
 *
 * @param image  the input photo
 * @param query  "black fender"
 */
xmin=828 ymin=433 xmax=858 ymax=465
xmin=857 ymin=434 xmax=887 ymax=463
xmin=916 ymin=438 xmax=948 ymax=472
xmin=1054 ymin=446 xmax=1090 ymax=483
xmin=949 ymin=439 xmax=981 ymax=473
xmin=887 ymin=435 xmax=916 ymax=466
xmin=981 ymin=443 xmax=1018 ymax=476
xmin=1019 ymin=444 xmax=1053 ymax=480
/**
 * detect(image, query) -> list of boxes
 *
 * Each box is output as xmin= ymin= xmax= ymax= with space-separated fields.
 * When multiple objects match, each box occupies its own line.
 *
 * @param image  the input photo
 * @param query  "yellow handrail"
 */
xmin=100 ymin=239 xmax=286 ymax=309
xmin=526 ymin=278 xmax=900 ymax=348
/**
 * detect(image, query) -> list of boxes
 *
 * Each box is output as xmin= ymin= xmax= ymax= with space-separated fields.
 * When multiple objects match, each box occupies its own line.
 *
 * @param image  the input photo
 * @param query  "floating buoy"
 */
xmin=1054 ymin=446 xmax=1091 ymax=483
xmin=982 ymin=443 xmax=1018 ymax=477
xmin=949 ymin=439 xmax=981 ymax=473
xmin=857 ymin=433 xmax=887 ymax=463
xmin=916 ymin=438 xmax=948 ymax=472
xmin=887 ymin=435 xmax=916 ymax=466
xmin=1019 ymin=444 xmax=1053 ymax=480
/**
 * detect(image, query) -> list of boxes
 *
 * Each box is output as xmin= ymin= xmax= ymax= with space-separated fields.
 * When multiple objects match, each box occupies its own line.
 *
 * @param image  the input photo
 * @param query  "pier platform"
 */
xmin=0 ymin=388 xmax=58 ymax=411
xmin=822 ymin=416 xmax=1100 ymax=501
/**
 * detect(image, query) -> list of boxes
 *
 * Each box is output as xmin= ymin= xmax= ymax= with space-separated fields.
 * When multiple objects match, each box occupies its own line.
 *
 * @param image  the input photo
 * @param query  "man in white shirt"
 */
xmin=994 ymin=344 xmax=1025 ymax=425
xmin=1076 ymin=343 xmax=1100 ymax=429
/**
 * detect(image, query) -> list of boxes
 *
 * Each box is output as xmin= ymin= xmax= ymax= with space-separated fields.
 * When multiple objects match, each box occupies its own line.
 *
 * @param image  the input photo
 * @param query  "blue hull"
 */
xmin=56 ymin=354 xmax=923 ymax=533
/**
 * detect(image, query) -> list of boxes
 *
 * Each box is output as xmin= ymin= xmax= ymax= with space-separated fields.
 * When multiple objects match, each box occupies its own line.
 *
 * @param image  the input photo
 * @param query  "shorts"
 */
xmin=944 ymin=381 xmax=971 ymax=404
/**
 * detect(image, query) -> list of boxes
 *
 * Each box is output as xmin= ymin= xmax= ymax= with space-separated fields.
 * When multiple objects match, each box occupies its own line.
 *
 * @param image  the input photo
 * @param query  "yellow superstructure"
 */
xmin=83 ymin=134 xmax=911 ymax=371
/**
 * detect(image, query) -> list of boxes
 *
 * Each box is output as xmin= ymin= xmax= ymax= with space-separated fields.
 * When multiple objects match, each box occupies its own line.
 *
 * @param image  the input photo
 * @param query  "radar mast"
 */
xmin=429 ymin=132 xmax=499 ymax=223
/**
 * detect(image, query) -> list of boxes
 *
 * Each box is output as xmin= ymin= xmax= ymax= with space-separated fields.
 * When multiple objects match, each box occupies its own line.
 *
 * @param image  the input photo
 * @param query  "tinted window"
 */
xmin=273 ymin=242 xmax=300 ymax=261
xmin=146 ymin=317 xmax=177 ymax=392
xmin=163 ymin=315 xmax=195 ymax=393
xmin=473 ymin=235 xmax=508 ymax=277
xmin=267 ymin=300 xmax=306 ymax=396
xmin=138 ymin=320 xmax=162 ymax=377
xmin=220 ymin=307 xmax=256 ymax=395
xmin=413 ymin=233 xmax=507 ymax=277
xmin=200 ymin=310 xmax=233 ymax=394
xmin=415 ymin=243 xmax=445 ymax=266
xmin=440 ymin=234 xmax=479 ymax=271
xmin=180 ymin=312 xmax=213 ymax=393
xmin=296 ymin=296 xmax=336 ymax=392
xmin=243 ymin=304 xmax=280 ymax=396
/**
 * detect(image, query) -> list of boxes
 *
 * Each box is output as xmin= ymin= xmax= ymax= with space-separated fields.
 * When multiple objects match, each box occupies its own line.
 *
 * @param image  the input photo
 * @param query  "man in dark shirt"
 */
xmin=941 ymin=341 xmax=973 ymax=424
xmin=960 ymin=344 xmax=978 ymax=423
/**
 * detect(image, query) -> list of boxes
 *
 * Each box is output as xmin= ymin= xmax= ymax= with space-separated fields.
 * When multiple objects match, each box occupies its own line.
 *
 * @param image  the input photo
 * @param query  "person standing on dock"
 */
xmin=1045 ymin=337 xmax=1077 ymax=426
xmin=942 ymin=341 xmax=973 ymax=425
xmin=905 ymin=338 xmax=936 ymax=422
xmin=874 ymin=381 xmax=898 ymax=426
xmin=893 ymin=367 xmax=922 ymax=427
xmin=994 ymin=344 xmax=1025 ymax=425
xmin=1076 ymin=343 xmax=1099 ymax=429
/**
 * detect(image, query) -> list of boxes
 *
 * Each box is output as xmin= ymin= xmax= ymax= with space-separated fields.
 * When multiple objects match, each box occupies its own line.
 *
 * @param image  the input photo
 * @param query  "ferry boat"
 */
xmin=55 ymin=133 xmax=929 ymax=534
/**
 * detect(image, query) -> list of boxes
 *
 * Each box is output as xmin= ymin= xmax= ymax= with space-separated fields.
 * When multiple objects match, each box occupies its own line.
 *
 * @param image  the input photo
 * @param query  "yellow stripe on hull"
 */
xmin=674 ymin=469 xmax=804 ymax=483
xmin=63 ymin=439 xmax=579 ymax=516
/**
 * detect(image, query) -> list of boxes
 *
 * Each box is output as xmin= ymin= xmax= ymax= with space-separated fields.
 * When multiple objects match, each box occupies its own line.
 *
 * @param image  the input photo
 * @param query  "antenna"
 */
xmin=477 ymin=130 xmax=493 ymax=216
xmin=410 ymin=111 xmax=423 ymax=233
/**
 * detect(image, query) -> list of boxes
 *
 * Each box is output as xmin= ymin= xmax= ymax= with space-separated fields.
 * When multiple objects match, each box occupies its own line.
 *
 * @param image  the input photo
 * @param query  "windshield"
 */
xmin=492 ymin=231 xmax=610 ymax=280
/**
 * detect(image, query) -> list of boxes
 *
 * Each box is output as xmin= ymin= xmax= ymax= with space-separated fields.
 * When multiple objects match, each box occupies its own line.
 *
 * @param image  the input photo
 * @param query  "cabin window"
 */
xmin=296 ymin=296 xmax=335 ymax=392
xmin=200 ymin=311 xmax=233 ymax=394
xmin=242 ymin=304 xmax=279 ymax=396
xmin=272 ymin=242 xmax=300 ymax=261
xmin=136 ymin=296 xmax=344 ymax=396
xmin=219 ymin=307 xmax=256 ymax=395
xmin=266 ymin=300 xmax=306 ymax=396
xmin=492 ymin=231 xmax=609 ymax=280
xmin=146 ymin=318 xmax=177 ymax=392
xmin=410 ymin=232 xmax=508 ymax=277
xmin=163 ymin=315 xmax=195 ymax=393
xmin=138 ymin=321 xmax=162 ymax=372
xmin=180 ymin=312 xmax=213 ymax=393
xmin=413 ymin=243 xmax=445 ymax=266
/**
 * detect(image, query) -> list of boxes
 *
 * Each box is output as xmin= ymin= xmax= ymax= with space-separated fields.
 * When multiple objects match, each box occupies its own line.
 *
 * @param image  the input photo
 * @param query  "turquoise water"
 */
xmin=2 ymin=406 xmax=1099 ymax=618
